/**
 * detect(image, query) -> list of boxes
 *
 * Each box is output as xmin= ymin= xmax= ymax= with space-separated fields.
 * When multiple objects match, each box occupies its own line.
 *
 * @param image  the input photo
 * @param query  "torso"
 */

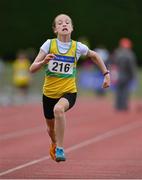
xmin=43 ymin=38 xmax=77 ymax=98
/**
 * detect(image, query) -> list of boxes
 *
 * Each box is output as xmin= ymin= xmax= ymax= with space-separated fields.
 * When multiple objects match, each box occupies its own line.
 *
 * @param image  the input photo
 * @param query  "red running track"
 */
xmin=0 ymin=97 xmax=142 ymax=179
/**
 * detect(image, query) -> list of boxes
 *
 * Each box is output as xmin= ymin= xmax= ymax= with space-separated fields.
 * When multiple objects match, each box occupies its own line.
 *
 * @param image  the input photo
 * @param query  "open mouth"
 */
xmin=62 ymin=28 xmax=68 ymax=31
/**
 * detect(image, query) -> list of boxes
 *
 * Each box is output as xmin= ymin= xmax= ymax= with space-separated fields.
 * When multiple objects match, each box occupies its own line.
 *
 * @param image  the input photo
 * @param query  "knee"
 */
xmin=53 ymin=105 xmax=64 ymax=118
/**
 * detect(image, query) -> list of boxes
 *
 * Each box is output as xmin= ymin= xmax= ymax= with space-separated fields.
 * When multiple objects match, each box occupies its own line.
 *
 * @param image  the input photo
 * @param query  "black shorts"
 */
xmin=42 ymin=93 xmax=77 ymax=119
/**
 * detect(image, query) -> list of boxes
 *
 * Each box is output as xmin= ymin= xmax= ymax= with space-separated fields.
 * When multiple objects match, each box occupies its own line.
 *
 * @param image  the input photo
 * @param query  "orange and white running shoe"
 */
xmin=49 ymin=143 xmax=56 ymax=160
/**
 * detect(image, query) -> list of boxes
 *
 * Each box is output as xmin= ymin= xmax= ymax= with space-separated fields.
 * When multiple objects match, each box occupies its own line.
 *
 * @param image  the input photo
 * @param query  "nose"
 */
xmin=62 ymin=22 xmax=67 ymax=26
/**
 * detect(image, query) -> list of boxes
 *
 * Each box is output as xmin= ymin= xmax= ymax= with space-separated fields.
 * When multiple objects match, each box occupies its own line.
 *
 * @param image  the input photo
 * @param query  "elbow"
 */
xmin=29 ymin=66 xmax=35 ymax=73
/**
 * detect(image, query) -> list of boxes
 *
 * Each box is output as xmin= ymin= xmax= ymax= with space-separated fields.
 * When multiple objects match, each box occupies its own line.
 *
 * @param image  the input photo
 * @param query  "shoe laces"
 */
xmin=56 ymin=148 xmax=64 ymax=155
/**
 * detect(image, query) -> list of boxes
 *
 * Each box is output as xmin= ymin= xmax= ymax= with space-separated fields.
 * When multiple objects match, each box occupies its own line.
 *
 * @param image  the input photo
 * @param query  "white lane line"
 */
xmin=0 ymin=117 xmax=86 ymax=141
xmin=0 ymin=126 xmax=44 ymax=141
xmin=0 ymin=120 xmax=142 ymax=177
xmin=0 ymin=156 xmax=50 ymax=177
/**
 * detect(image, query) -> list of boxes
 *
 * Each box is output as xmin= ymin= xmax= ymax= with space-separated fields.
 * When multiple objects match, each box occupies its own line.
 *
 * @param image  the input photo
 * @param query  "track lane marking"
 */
xmin=0 ymin=117 xmax=87 ymax=141
xmin=0 ymin=126 xmax=44 ymax=141
xmin=0 ymin=120 xmax=142 ymax=177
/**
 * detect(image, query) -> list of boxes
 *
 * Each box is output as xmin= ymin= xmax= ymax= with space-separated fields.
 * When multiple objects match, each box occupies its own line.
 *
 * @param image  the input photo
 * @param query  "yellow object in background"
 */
xmin=13 ymin=58 xmax=30 ymax=87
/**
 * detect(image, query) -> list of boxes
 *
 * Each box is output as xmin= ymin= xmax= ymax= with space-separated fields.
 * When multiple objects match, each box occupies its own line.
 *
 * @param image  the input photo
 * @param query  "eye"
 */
xmin=58 ymin=21 xmax=62 ymax=25
xmin=66 ymin=20 xmax=70 ymax=24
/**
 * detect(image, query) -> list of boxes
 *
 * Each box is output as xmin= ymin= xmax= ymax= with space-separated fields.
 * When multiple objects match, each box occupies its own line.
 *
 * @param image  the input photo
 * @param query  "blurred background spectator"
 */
xmin=12 ymin=50 xmax=31 ymax=103
xmin=111 ymin=38 xmax=138 ymax=111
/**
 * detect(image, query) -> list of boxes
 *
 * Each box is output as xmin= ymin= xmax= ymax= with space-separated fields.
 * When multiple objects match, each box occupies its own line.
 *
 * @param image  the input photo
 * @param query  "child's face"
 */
xmin=54 ymin=14 xmax=73 ymax=35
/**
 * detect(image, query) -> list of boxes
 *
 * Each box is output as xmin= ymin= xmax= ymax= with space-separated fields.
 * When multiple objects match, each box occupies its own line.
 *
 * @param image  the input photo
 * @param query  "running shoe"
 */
xmin=55 ymin=147 xmax=66 ymax=162
xmin=49 ymin=143 xmax=56 ymax=160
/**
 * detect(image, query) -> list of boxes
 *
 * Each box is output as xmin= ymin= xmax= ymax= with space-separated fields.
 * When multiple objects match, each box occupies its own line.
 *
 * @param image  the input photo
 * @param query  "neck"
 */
xmin=57 ymin=34 xmax=71 ymax=42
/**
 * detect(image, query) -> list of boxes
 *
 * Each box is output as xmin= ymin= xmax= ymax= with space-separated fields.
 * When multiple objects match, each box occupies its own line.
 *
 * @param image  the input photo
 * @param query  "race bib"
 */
xmin=48 ymin=55 xmax=74 ymax=75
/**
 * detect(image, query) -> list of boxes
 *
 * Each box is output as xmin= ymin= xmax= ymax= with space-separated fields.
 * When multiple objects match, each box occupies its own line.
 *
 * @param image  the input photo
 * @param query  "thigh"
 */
xmin=42 ymin=94 xmax=59 ymax=119
xmin=54 ymin=97 xmax=70 ymax=112
xmin=53 ymin=93 xmax=77 ymax=113
xmin=62 ymin=93 xmax=77 ymax=111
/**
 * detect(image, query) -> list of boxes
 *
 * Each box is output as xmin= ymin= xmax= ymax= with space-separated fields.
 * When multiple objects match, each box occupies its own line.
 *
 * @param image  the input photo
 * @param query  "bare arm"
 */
xmin=87 ymin=49 xmax=111 ymax=88
xmin=29 ymin=50 xmax=55 ymax=73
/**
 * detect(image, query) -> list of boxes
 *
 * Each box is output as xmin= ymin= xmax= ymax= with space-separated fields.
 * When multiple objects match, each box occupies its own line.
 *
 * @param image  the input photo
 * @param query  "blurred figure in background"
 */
xmin=13 ymin=50 xmax=31 ymax=102
xmin=26 ymin=47 xmax=37 ymax=63
xmin=112 ymin=38 xmax=137 ymax=111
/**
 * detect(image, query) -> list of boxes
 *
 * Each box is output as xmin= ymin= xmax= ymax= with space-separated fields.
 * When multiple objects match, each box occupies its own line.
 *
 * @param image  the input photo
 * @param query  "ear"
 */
xmin=54 ymin=30 xmax=57 ymax=34
xmin=53 ymin=26 xmax=57 ymax=34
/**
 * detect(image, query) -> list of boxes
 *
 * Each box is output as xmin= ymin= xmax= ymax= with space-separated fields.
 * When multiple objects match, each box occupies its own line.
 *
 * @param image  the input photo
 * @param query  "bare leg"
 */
xmin=53 ymin=98 xmax=69 ymax=147
xmin=46 ymin=119 xmax=57 ymax=160
xmin=46 ymin=119 xmax=56 ymax=144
